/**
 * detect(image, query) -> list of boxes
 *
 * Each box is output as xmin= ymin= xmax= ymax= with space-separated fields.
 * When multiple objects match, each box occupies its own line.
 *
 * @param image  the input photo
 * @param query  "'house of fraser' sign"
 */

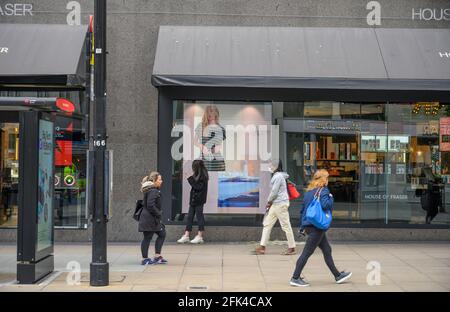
xmin=0 ymin=3 xmax=33 ymax=16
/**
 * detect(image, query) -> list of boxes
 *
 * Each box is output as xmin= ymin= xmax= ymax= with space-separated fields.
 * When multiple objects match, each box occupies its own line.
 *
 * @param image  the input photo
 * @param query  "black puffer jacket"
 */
xmin=138 ymin=186 xmax=163 ymax=232
xmin=188 ymin=175 xmax=208 ymax=207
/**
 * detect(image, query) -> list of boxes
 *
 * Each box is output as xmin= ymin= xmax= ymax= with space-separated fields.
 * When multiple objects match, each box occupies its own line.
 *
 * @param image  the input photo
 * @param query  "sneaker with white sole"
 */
xmin=190 ymin=235 xmax=204 ymax=244
xmin=335 ymin=271 xmax=352 ymax=284
xmin=153 ymin=256 xmax=168 ymax=265
xmin=290 ymin=277 xmax=310 ymax=287
xmin=141 ymin=258 xmax=155 ymax=265
xmin=177 ymin=235 xmax=190 ymax=244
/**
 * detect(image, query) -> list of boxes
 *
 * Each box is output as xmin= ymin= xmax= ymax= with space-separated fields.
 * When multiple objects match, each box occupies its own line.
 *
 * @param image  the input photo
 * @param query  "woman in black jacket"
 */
xmin=177 ymin=159 xmax=209 ymax=244
xmin=139 ymin=171 xmax=168 ymax=265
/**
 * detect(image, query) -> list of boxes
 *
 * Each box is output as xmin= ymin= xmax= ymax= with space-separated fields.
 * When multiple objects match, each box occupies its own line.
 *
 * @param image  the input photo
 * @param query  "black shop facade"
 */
xmin=152 ymin=26 xmax=450 ymax=229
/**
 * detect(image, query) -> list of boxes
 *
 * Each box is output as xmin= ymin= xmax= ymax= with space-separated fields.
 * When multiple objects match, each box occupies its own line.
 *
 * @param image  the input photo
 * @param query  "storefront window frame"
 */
xmin=163 ymin=94 xmax=450 ymax=229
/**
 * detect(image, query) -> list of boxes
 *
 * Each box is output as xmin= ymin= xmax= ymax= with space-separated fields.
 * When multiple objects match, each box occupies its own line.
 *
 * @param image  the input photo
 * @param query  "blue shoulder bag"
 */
xmin=305 ymin=187 xmax=332 ymax=230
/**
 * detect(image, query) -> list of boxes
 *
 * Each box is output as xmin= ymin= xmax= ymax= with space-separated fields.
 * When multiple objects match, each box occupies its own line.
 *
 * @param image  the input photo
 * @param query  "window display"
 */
xmin=170 ymin=101 xmax=450 ymax=226
xmin=180 ymin=102 xmax=273 ymax=214
xmin=284 ymin=102 xmax=450 ymax=225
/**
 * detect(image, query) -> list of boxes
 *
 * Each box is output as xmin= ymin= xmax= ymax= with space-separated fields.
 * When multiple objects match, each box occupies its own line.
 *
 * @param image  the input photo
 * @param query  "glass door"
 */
xmin=283 ymin=102 xmax=388 ymax=225
xmin=286 ymin=130 xmax=361 ymax=223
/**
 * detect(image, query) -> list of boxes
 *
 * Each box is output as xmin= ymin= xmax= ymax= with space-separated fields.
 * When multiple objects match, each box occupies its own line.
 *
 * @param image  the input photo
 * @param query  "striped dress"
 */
xmin=195 ymin=123 xmax=226 ymax=171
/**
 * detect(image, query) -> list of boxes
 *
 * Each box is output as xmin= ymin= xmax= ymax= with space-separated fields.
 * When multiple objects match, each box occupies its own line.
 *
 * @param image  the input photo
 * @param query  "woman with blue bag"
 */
xmin=290 ymin=169 xmax=352 ymax=287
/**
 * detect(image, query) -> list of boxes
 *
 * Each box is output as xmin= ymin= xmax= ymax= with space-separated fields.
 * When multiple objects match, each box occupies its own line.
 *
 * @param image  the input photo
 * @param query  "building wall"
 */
xmin=1 ymin=0 xmax=450 ymax=241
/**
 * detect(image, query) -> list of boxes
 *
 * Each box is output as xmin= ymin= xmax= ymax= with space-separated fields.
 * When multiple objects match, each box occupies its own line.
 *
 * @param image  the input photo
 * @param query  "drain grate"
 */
xmin=187 ymin=285 xmax=209 ymax=290
xmin=80 ymin=275 xmax=126 ymax=284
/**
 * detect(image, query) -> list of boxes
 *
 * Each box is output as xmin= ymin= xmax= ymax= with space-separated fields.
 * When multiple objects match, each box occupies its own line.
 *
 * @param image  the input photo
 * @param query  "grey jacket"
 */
xmin=267 ymin=172 xmax=290 ymax=206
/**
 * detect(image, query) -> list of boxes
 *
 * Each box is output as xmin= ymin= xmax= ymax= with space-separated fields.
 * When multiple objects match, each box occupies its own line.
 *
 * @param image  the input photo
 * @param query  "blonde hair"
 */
xmin=202 ymin=105 xmax=220 ymax=130
xmin=306 ymin=169 xmax=329 ymax=191
xmin=148 ymin=171 xmax=161 ymax=182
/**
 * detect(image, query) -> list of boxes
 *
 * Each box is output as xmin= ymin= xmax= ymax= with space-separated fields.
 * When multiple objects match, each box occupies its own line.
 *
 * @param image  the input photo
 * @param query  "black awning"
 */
xmin=0 ymin=24 xmax=88 ymax=87
xmin=151 ymin=26 xmax=450 ymax=91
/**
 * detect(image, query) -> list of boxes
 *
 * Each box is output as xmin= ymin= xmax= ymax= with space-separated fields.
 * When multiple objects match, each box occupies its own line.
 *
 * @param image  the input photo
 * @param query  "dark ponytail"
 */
xmin=273 ymin=159 xmax=283 ymax=174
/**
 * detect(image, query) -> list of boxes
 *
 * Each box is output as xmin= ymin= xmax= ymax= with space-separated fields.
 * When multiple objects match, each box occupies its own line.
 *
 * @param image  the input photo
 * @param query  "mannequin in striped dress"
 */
xmin=194 ymin=105 xmax=226 ymax=172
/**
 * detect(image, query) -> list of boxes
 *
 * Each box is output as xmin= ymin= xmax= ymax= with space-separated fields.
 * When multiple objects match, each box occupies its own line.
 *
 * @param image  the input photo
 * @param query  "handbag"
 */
xmin=286 ymin=179 xmax=300 ymax=200
xmin=305 ymin=187 xmax=332 ymax=230
xmin=133 ymin=199 xmax=143 ymax=221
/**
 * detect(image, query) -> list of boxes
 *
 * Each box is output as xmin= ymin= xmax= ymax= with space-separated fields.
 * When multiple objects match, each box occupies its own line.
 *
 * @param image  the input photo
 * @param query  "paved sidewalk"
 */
xmin=0 ymin=241 xmax=449 ymax=292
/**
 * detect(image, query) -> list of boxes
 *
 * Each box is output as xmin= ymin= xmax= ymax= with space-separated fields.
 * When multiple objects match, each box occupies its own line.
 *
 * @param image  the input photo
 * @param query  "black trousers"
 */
xmin=292 ymin=226 xmax=340 ymax=279
xmin=185 ymin=204 xmax=205 ymax=232
xmin=141 ymin=229 xmax=166 ymax=258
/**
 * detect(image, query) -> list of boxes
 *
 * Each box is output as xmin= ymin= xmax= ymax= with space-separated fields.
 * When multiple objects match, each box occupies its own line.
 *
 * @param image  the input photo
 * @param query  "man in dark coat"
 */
xmin=139 ymin=172 xmax=168 ymax=265
xmin=421 ymin=181 xmax=440 ymax=224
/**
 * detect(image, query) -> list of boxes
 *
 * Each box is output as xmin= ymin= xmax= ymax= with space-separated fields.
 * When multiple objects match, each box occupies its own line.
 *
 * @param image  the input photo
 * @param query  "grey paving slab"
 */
xmin=1 ymin=242 xmax=449 ymax=292
xmin=396 ymin=282 xmax=448 ymax=292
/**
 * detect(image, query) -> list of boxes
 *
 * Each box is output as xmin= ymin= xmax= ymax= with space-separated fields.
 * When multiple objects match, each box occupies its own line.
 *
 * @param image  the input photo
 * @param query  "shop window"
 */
xmin=0 ymin=123 xmax=19 ymax=227
xmin=285 ymin=101 xmax=450 ymax=225
xmin=284 ymin=102 xmax=387 ymax=225
xmin=283 ymin=102 xmax=304 ymax=118
xmin=304 ymin=101 xmax=337 ymax=119
xmin=54 ymin=115 xmax=88 ymax=228
xmin=0 ymin=90 xmax=88 ymax=229
xmin=385 ymin=103 xmax=450 ymax=225
xmin=171 ymin=100 xmax=273 ymax=226
xmin=169 ymin=100 xmax=449 ymax=227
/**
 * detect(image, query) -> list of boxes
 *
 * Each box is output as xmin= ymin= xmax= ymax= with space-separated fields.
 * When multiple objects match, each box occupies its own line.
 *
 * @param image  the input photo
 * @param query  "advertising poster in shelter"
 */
xmin=37 ymin=119 xmax=54 ymax=253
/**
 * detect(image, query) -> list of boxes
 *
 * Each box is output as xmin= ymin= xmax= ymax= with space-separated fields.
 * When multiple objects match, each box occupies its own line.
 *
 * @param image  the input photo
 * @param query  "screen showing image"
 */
xmin=182 ymin=103 xmax=273 ymax=214
xmin=218 ymin=165 xmax=259 ymax=208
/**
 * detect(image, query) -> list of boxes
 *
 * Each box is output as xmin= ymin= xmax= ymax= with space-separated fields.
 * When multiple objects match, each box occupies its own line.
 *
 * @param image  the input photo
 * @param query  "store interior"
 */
xmin=0 ymin=123 xmax=19 ymax=227
xmin=285 ymin=102 xmax=450 ymax=225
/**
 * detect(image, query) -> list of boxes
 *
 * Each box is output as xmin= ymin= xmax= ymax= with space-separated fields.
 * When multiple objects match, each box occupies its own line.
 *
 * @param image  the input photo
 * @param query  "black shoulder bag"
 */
xmin=133 ymin=199 xmax=144 ymax=221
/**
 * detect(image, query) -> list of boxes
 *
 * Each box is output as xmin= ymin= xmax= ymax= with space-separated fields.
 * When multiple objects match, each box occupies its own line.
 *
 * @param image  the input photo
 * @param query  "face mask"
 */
xmin=268 ymin=166 xmax=274 ymax=173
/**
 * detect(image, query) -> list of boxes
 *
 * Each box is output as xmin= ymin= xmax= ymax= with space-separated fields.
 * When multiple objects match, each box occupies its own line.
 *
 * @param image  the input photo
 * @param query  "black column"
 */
xmin=158 ymin=90 xmax=173 ymax=223
xmin=90 ymin=0 xmax=109 ymax=287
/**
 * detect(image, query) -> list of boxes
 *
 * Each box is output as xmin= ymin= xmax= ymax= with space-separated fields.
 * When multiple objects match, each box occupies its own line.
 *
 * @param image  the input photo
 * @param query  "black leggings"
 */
xmin=292 ymin=227 xmax=340 ymax=279
xmin=141 ymin=229 xmax=166 ymax=258
xmin=185 ymin=204 xmax=205 ymax=232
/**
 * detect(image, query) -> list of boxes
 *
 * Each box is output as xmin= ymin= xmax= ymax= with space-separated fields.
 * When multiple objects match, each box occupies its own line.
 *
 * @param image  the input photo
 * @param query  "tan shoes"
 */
xmin=255 ymin=246 xmax=295 ymax=255
xmin=281 ymin=248 xmax=296 ymax=255
xmin=255 ymin=245 xmax=266 ymax=255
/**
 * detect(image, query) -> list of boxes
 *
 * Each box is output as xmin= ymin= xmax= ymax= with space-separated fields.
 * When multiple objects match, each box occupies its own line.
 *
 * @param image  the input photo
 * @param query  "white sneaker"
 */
xmin=177 ymin=235 xmax=190 ymax=244
xmin=190 ymin=235 xmax=204 ymax=244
